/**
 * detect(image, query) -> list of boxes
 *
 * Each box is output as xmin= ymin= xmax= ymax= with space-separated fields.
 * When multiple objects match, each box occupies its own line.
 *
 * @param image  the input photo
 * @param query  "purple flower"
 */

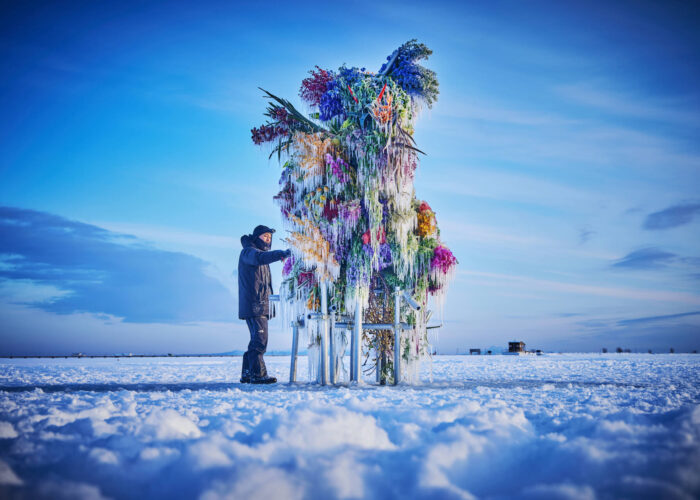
xmin=363 ymin=243 xmax=392 ymax=271
xmin=346 ymin=263 xmax=369 ymax=287
xmin=325 ymin=154 xmax=350 ymax=183
xmin=430 ymin=245 xmax=457 ymax=274
xmin=282 ymin=256 xmax=294 ymax=276
xmin=338 ymin=200 xmax=361 ymax=225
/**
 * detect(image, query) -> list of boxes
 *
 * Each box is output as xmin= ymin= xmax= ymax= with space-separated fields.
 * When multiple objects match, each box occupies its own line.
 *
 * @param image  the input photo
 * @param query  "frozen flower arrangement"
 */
xmin=252 ymin=40 xmax=458 ymax=379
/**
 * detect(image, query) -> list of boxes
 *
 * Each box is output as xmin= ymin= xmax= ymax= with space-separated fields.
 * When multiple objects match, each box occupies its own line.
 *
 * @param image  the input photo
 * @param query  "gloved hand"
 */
xmin=283 ymin=249 xmax=292 ymax=259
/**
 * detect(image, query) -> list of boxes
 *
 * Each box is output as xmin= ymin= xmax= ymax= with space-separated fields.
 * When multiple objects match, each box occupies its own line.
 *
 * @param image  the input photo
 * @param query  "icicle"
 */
xmin=343 ymin=285 xmax=370 ymax=317
xmin=331 ymin=317 xmax=349 ymax=383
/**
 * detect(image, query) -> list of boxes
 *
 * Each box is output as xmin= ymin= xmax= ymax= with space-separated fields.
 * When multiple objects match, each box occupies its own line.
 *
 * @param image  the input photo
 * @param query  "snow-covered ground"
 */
xmin=0 ymin=354 xmax=698 ymax=499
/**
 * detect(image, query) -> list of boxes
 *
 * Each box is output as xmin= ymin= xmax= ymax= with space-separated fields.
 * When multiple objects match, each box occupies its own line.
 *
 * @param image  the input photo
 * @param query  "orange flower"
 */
xmin=417 ymin=210 xmax=436 ymax=238
xmin=372 ymin=93 xmax=393 ymax=124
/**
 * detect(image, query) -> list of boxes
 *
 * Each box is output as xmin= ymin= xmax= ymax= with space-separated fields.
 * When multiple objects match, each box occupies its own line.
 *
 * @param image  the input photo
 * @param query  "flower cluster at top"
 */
xmin=379 ymin=39 xmax=439 ymax=107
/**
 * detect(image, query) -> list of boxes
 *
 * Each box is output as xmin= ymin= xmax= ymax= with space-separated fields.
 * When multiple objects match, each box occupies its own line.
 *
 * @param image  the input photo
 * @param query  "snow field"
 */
xmin=0 ymin=354 xmax=698 ymax=499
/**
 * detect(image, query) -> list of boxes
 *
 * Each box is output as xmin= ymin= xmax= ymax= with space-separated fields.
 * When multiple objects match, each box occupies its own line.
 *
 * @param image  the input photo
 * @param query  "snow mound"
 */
xmin=138 ymin=408 xmax=202 ymax=441
xmin=0 ymin=354 xmax=698 ymax=499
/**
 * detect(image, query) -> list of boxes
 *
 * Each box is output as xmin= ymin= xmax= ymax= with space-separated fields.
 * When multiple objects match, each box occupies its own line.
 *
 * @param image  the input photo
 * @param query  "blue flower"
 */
xmin=379 ymin=40 xmax=439 ymax=106
xmin=319 ymin=80 xmax=345 ymax=121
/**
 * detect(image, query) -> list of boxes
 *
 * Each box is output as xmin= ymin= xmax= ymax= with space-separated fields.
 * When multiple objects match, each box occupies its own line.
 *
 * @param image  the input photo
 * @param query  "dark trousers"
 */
xmin=242 ymin=316 xmax=268 ymax=378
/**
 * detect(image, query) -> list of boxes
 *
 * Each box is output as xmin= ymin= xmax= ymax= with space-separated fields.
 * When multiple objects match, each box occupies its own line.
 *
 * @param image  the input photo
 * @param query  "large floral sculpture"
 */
xmin=251 ymin=40 xmax=457 ymax=383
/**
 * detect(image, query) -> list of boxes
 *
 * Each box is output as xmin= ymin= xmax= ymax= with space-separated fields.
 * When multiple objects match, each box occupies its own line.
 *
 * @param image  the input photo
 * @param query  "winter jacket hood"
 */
xmin=241 ymin=234 xmax=271 ymax=251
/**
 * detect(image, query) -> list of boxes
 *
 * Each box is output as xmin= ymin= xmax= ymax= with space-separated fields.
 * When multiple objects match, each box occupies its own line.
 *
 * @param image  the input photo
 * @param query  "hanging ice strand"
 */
xmin=252 ymin=40 xmax=457 ymax=385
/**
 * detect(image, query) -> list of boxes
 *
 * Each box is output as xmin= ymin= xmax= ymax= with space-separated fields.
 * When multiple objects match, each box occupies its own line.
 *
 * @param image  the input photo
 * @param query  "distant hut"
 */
xmin=508 ymin=341 xmax=525 ymax=353
xmin=469 ymin=348 xmax=481 ymax=355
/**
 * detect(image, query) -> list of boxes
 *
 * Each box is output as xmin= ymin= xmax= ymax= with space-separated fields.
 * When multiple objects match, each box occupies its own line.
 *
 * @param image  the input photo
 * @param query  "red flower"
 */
xmin=300 ymin=66 xmax=334 ymax=106
xmin=298 ymin=271 xmax=316 ymax=286
xmin=323 ymin=200 xmax=339 ymax=221
xmin=251 ymin=124 xmax=287 ymax=145
xmin=361 ymin=227 xmax=386 ymax=245
xmin=377 ymin=83 xmax=387 ymax=102
xmin=347 ymin=85 xmax=359 ymax=104
xmin=419 ymin=201 xmax=432 ymax=212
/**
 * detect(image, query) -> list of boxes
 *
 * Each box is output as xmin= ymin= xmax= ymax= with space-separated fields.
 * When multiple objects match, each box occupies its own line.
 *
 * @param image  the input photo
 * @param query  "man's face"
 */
xmin=258 ymin=232 xmax=272 ymax=245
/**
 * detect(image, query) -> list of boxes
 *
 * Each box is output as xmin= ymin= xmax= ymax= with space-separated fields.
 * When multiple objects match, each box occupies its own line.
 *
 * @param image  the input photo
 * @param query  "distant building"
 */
xmin=469 ymin=348 xmax=481 ymax=355
xmin=508 ymin=341 xmax=525 ymax=353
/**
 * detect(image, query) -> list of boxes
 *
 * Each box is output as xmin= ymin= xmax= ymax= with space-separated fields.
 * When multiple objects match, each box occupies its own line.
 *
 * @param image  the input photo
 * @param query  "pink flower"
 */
xmin=361 ymin=227 xmax=386 ymax=245
xmin=430 ymin=245 xmax=457 ymax=274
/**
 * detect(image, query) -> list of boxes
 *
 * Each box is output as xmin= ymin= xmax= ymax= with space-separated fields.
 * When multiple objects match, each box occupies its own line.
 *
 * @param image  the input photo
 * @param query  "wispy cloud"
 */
xmin=578 ymin=226 xmax=595 ymax=245
xmin=617 ymin=311 xmax=700 ymax=327
xmin=555 ymin=82 xmax=700 ymax=127
xmin=643 ymin=202 xmax=700 ymax=230
xmin=435 ymin=98 xmax=578 ymax=127
xmin=460 ymin=269 xmax=700 ymax=305
xmin=439 ymin=219 xmax=552 ymax=247
xmin=0 ymin=301 xmax=246 ymax=356
xmin=440 ymin=218 xmax=617 ymax=261
xmin=0 ymin=206 xmax=234 ymax=323
xmin=93 ymin=222 xmax=238 ymax=250
xmin=0 ymin=279 xmax=71 ymax=304
xmin=428 ymin=95 xmax=700 ymax=177
xmin=612 ymin=248 xmax=677 ymax=269
xmin=419 ymin=166 xmax=603 ymax=214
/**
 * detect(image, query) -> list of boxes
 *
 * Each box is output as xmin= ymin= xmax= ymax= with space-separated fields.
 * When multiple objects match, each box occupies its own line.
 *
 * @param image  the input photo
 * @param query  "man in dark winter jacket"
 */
xmin=238 ymin=225 xmax=290 ymax=384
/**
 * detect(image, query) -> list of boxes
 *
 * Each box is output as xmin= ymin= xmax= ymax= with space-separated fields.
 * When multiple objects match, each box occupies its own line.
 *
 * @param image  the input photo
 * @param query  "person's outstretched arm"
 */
xmin=241 ymin=248 xmax=290 ymax=266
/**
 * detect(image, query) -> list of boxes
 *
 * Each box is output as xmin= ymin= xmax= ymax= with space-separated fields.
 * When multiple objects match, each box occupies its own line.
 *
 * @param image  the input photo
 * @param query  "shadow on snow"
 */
xmin=0 ymin=379 xmax=645 ymax=394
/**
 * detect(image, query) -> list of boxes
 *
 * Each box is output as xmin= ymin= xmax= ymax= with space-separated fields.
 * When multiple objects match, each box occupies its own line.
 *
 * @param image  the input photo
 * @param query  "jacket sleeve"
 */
xmin=240 ymin=248 xmax=288 ymax=266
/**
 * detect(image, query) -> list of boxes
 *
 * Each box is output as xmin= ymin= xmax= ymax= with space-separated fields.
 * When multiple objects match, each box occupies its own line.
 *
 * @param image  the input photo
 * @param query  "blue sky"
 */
xmin=1 ymin=0 xmax=699 ymax=354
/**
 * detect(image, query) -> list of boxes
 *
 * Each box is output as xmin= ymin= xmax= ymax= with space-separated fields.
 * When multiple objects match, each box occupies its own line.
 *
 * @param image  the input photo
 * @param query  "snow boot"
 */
xmin=250 ymin=375 xmax=277 ymax=384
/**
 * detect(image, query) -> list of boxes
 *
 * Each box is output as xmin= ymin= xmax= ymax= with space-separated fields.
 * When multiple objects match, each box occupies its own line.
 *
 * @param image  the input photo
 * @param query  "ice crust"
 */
xmin=0 ymin=354 xmax=698 ymax=499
